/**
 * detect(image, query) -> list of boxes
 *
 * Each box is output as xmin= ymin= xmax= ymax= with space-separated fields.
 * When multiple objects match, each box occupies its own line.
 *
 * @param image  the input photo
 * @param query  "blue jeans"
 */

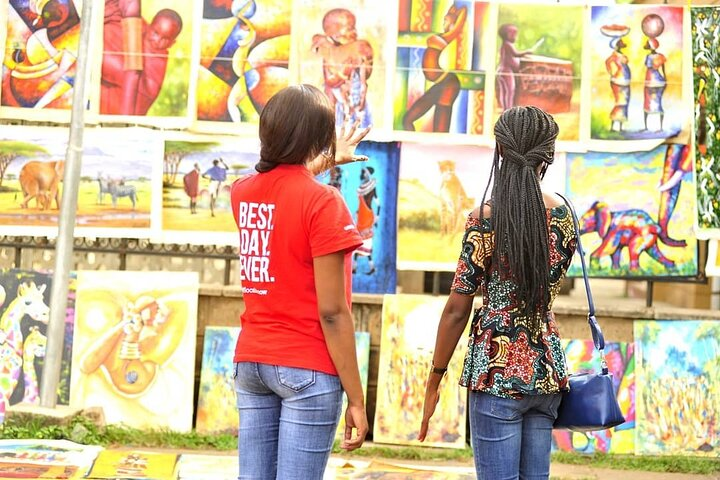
xmin=233 ymin=362 xmax=343 ymax=480
xmin=469 ymin=391 xmax=562 ymax=480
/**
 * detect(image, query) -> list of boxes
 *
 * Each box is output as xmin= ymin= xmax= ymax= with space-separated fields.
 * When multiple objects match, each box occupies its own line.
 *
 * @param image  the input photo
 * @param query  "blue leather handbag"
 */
xmin=553 ymin=194 xmax=626 ymax=432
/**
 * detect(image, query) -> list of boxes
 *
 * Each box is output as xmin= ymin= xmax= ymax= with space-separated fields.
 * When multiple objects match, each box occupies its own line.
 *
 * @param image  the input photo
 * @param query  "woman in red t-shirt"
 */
xmin=230 ymin=84 xmax=370 ymax=480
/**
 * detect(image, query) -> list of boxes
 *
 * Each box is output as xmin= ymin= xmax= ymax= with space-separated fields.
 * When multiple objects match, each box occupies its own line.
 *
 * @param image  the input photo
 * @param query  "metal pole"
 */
xmin=40 ymin=0 xmax=94 ymax=408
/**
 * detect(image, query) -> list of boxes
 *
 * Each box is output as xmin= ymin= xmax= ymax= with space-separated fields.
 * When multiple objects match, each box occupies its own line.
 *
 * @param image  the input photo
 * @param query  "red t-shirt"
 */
xmin=230 ymin=164 xmax=363 ymax=375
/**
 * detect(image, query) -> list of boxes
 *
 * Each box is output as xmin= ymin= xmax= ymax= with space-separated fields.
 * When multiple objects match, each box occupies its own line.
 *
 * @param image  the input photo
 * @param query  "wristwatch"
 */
xmin=430 ymin=362 xmax=447 ymax=376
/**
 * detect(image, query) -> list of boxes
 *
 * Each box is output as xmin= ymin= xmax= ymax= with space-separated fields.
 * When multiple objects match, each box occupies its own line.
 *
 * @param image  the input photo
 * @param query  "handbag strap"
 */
xmin=555 ymin=193 xmax=608 ymax=374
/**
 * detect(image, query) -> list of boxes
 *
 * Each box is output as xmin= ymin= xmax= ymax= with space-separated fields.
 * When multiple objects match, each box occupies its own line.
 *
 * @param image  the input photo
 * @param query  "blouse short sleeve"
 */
xmin=309 ymin=186 xmax=363 ymax=258
xmin=451 ymin=214 xmax=494 ymax=295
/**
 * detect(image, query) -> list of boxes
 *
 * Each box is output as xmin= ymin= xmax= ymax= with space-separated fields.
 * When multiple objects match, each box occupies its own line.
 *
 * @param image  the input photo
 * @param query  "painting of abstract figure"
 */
xmin=566 ymin=145 xmax=697 ymax=277
xmin=196 ymin=326 xmax=240 ymax=434
xmin=395 ymin=1 xmax=489 ymax=135
xmin=552 ymin=340 xmax=635 ymax=454
xmin=1 ymin=0 xmax=82 ymax=118
xmin=635 ymin=320 xmax=719 ymax=456
xmin=97 ymin=0 xmax=195 ymax=119
xmin=590 ymin=5 xmax=685 ymax=140
xmin=692 ymin=7 xmax=720 ymax=234
xmin=196 ymin=0 xmax=290 ymax=126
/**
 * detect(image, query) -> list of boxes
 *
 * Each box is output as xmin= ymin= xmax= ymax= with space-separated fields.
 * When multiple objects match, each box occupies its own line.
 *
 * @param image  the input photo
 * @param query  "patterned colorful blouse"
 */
xmin=451 ymin=205 xmax=577 ymax=399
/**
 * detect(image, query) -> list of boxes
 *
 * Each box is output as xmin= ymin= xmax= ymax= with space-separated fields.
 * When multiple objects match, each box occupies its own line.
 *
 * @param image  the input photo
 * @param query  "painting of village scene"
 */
xmin=162 ymin=137 xmax=258 ymax=235
xmin=0 ymin=127 xmax=158 ymax=235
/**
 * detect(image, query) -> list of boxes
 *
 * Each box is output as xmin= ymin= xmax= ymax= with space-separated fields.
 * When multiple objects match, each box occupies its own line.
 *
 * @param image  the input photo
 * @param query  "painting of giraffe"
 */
xmin=0 ymin=269 xmax=76 ymax=422
xmin=0 ymin=280 xmax=49 ymax=423
xmin=21 ymin=327 xmax=47 ymax=404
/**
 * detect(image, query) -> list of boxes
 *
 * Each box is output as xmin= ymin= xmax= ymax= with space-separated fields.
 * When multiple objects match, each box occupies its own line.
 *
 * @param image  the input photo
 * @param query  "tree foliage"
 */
xmin=0 ymin=141 xmax=49 ymax=187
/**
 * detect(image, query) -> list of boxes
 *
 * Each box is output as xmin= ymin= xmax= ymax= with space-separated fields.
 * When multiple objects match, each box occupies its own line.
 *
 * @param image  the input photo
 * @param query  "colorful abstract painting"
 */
xmin=1 ymin=0 xmax=82 ymax=121
xmin=0 ymin=440 xmax=101 ymax=480
xmin=707 ymin=239 xmax=720 ymax=277
xmin=635 ymin=320 xmax=720 ymax=456
xmin=161 ymin=136 xmax=257 ymax=245
xmin=566 ymin=144 xmax=698 ymax=277
xmin=692 ymin=7 xmax=720 ymax=235
xmin=86 ymin=450 xmax=178 ymax=479
xmin=552 ymin=340 xmax=635 ymax=454
xmin=294 ymin=0 xmax=389 ymax=129
xmin=319 ymin=142 xmax=399 ymax=293
xmin=590 ymin=5 xmax=686 ymax=140
xmin=0 ymin=127 xmax=160 ymax=237
xmin=95 ymin=0 xmax=196 ymax=122
xmin=374 ymin=294 xmax=467 ymax=448
xmin=0 ymin=269 xmax=74 ymax=424
xmin=394 ymin=1 xmax=490 ymax=135
xmin=397 ymin=142 xmax=493 ymax=270
xmin=336 ymin=331 xmax=371 ymax=438
xmin=495 ymin=4 xmax=583 ymax=141
xmin=195 ymin=326 xmax=240 ymax=434
xmin=71 ymin=271 xmax=199 ymax=432
xmin=195 ymin=0 xmax=290 ymax=130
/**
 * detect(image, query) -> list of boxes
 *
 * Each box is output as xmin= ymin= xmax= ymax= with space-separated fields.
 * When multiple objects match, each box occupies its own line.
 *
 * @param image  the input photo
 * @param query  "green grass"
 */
xmin=2 ymin=415 xmax=718 ymax=476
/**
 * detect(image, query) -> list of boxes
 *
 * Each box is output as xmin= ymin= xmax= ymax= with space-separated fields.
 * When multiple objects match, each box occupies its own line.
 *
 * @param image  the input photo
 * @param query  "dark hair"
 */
xmin=255 ymin=84 xmax=336 ymax=173
xmin=479 ymin=106 xmax=559 ymax=332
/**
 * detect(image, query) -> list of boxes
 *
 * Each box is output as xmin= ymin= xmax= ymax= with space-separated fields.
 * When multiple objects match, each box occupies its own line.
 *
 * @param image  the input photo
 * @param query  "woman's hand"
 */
xmin=342 ymin=403 xmax=369 ymax=451
xmin=418 ymin=373 xmax=442 ymax=441
xmin=335 ymin=119 xmax=371 ymax=165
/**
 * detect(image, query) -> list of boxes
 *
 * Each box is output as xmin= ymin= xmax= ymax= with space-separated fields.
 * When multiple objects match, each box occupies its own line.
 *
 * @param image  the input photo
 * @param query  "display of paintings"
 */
xmin=86 ymin=450 xmax=178 ymax=479
xmin=692 ymin=7 xmax=720 ymax=236
xmin=589 ymin=5 xmax=686 ymax=141
xmin=1 ymin=0 xmax=83 ymax=121
xmin=0 ymin=269 xmax=74 ymax=424
xmin=707 ymin=240 xmax=720 ymax=277
xmin=635 ymin=320 xmax=720 ymax=456
xmin=552 ymin=340 xmax=635 ymax=454
xmin=160 ymin=136 xmax=258 ymax=246
xmin=177 ymin=454 xmax=238 ymax=480
xmin=336 ymin=332 xmax=371 ymax=438
xmin=495 ymin=3 xmax=583 ymax=141
xmin=566 ymin=144 xmax=698 ymax=278
xmin=319 ymin=141 xmax=400 ymax=294
xmin=0 ymin=440 xmax=102 ymax=480
xmin=195 ymin=326 xmax=240 ymax=434
xmin=394 ymin=1 xmax=490 ymax=136
xmin=195 ymin=0 xmax=290 ymax=131
xmin=374 ymin=294 xmax=467 ymax=449
xmin=92 ymin=0 xmax=198 ymax=125
xmin=0 ymin=127 xmax=161 ymax=238
xmin=397 ymin=142 xmax=493 ymax=271
xmin=70 ymin=271 xmax=199 ymax=432
xmin=293 ymin=0 xmax=389 ymax=130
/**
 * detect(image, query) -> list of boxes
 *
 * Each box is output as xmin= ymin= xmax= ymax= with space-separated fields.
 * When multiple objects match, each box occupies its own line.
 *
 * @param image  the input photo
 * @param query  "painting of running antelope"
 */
xmin=0 ymin=269 xmax=75 ymax=424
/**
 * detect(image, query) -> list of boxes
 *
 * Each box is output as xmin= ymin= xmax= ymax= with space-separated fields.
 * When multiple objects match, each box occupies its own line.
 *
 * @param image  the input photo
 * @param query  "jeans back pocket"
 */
xmin=275 ymin=366 xmax=316 ymax=392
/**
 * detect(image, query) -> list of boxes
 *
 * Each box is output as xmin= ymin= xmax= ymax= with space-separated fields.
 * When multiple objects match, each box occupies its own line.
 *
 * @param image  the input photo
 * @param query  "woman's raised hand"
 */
xmin=335 ymin=118 xmax=371 ymax=165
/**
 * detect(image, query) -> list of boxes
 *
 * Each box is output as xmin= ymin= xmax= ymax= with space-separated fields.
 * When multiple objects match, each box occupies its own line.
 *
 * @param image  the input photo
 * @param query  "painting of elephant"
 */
xmin=19 ymin=160 xmax=65 ymax=210
xmin=579 ymin=200 xmax=687 ymax=271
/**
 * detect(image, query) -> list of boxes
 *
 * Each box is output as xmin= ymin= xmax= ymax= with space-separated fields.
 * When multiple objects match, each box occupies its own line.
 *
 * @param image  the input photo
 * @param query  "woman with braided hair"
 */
xmin=419 ymin=106 xmax=577 ymax=479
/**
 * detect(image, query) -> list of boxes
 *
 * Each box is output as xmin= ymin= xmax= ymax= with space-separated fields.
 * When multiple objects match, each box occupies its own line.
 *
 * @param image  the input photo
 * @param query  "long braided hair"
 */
xmin=479 ymin=106 xmax=559 ymax=333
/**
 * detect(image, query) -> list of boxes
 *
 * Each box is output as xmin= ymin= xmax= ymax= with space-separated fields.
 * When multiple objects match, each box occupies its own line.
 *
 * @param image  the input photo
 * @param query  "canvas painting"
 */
xmin=374 ymin=294 xmax=467 ymax=448
xmin=195 ymin=0 xmax=290 ymax=130
xmin=161 ymin=136 xmax=257 ymax=245
xmin=707 ymin=239 xmax=720 ymax=277
xmin=1 ymin=0 xmax=83 ymax=121
xmin=0 ymin=127 xmax=160 ymax=237
xmin=86 ymin=450 xmax=178 ymax=479
xmin=0 ymin=440 xmax=101 ymax=479
xmin=635 ymin=320 xmax=719 ymax=456
xmin=566 ymin=144 xmax=698 ymax=277
xmin=552 ymin=340 xmax=635 ymax=454
xmin=294 ymin=0 xmax=390 ymax=129
xmin=495 ymin=4 xmax=583 ymax=141
xmin=319 ymin=141 xmax=400 ymax=294
xmin=94 ymin=0 xmax=196 ymax=123
xmin=0 ymin=269 xmax=74 ymax=424
xmin=336 ymin=332 xmax=371 ymax=438
xmin=395 ymin=0 xmax=490 ymax=135
xmin=692 ymin=7 xmax=720 ymax=235
xmin=195 ymin=326 xmax=240 ymax=434
xmin=397 ymin=142 xmax=494 ymax=270
xmin=71 ymin=271 xmax=198 ymax=431
xmin=177 ymin=454 xmax=238 ymax=480
xmin=590 ymin=5 xmax=686 ymax=140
